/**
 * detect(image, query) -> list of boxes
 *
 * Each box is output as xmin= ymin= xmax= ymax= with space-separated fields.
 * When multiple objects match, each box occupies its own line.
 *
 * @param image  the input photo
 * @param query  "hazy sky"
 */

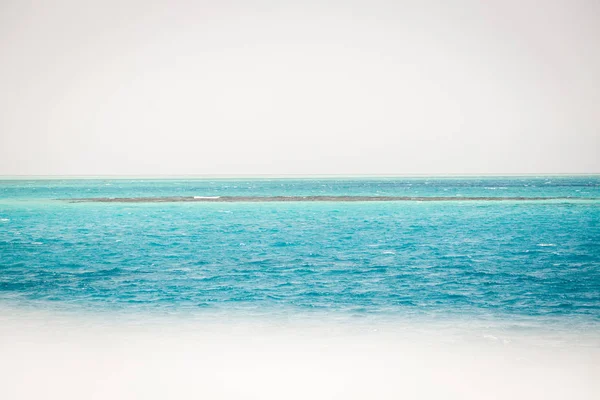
xmin=0 ymin=0 xmax=598 ymax=176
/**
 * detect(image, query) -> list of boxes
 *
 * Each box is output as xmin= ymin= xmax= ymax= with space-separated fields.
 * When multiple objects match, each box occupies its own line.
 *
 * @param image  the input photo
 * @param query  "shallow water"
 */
xmin=1 ymin=175 xmax=599 ymax=200
xmin=0 ymin=177 xmax=599 ymax=328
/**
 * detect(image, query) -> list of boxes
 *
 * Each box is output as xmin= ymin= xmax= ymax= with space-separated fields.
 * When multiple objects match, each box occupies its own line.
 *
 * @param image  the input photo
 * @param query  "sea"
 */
xmin=0 ymin=176 xmax=599 ymax=333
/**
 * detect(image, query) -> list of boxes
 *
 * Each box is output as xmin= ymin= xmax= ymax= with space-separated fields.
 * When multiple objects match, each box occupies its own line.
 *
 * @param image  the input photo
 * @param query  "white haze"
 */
xmin=0 ymin=0 xmax=599 ymax=176
xmin=1 ymin=311 xmax=599 ymax=400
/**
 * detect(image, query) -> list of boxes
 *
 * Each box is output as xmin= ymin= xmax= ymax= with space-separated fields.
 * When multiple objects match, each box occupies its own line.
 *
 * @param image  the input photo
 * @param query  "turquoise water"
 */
xmin=1 ymin=176 xmax=599 ymax=200
xmin=1 ymin=177 xmax=599 ymax=326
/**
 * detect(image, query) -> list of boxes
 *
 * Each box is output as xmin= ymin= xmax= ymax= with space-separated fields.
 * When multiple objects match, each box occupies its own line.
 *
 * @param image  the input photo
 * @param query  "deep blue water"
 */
xmin=1 ymin=177 xmax=599 ymax=324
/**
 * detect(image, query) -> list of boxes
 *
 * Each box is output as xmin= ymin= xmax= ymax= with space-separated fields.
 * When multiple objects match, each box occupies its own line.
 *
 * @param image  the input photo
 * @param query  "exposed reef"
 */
xmin=61 ymin=196 xmax=595 ymax=203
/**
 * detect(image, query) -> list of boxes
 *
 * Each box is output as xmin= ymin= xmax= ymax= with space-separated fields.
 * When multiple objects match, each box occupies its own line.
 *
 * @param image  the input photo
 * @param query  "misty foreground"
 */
xmin=1 ymin=310 xmax=599 ymax=400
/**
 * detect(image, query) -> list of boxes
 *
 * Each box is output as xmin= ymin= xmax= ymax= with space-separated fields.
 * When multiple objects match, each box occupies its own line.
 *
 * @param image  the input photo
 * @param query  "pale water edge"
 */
xmin=2 ymin=308 xmax=598 ymax=400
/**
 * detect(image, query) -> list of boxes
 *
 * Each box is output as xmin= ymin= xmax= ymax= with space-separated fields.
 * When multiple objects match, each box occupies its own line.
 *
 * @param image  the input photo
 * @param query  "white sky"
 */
xmin=0 ymin=0 xmax=598 ymax=176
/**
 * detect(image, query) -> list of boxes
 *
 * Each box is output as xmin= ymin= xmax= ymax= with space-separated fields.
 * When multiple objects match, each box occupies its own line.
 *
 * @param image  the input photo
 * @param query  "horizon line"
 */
xmin=1 ymin=172 xmax=600 ymax=180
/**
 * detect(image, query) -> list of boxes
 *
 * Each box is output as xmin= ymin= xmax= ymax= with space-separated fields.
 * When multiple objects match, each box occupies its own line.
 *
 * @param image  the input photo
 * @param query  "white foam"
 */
xmin=193 ymin=196 xmax=221 ymax=199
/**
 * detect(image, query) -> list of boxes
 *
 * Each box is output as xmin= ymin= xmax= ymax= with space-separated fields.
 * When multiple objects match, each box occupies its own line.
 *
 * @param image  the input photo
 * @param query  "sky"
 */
xmin=0 ymin=0 xmax=598 ymax=176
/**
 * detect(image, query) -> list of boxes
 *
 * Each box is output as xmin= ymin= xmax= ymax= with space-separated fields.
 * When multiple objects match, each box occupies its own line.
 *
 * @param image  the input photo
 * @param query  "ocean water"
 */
xmin=1 ymin=177 xmax=599 ymax=329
